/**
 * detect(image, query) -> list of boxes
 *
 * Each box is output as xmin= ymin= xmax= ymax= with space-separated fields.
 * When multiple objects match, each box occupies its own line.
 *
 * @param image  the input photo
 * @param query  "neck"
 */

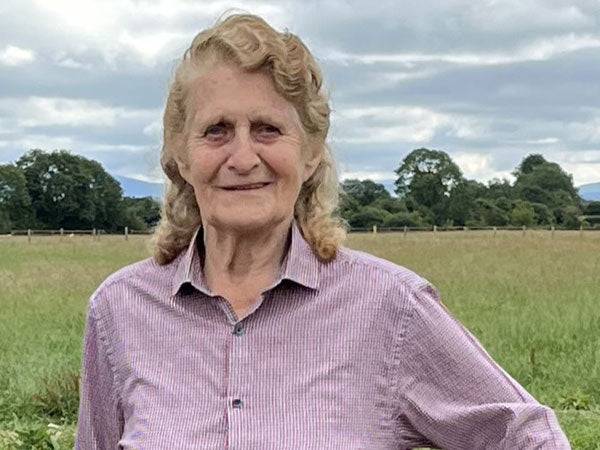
xmin=202 ymin=218 xmax=293 ymax=289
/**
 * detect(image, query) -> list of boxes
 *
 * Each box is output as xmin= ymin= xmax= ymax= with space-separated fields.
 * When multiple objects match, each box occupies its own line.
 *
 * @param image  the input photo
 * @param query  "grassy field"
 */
xmin=0 ymin=230 xmax=599 ymax=449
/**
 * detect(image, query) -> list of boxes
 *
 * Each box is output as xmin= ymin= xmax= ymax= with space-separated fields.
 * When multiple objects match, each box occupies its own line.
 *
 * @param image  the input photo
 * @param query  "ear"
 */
xmin=175 ymin=154 xmax=192 ymax=185
xmin=302 ymin=143 xmax=323 ymax=182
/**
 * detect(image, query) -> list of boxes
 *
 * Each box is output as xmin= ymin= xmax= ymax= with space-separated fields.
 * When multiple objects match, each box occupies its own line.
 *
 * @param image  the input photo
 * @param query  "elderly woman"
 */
xmin=76 ymin=14 xmax=570 ymax=450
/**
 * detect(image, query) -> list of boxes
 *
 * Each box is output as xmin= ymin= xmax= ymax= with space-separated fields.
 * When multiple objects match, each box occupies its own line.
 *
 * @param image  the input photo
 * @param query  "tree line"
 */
xmin=0 ymin=149 xmax=160 ymax=233
xmin=0 ymin=148 xmax=598 ymax=234
xmin=341 ymin=148 xmax=598 ymax=229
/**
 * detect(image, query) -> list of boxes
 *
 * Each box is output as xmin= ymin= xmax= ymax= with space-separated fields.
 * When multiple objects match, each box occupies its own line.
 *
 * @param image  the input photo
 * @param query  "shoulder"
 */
xmin=332 ymin=245 xmax=436 ymax=295
xmin=88 ymin=255 xmax=180 ymax=313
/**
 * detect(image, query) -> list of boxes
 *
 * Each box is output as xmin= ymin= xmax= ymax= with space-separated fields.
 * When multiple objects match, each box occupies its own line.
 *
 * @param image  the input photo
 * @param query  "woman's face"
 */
xmin=179 ymin=63 xmax=321 ymax=233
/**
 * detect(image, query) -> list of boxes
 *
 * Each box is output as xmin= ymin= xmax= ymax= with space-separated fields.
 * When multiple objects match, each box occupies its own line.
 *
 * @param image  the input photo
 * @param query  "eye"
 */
xmin=255 ymin=123 xmax=281 ymax=139
xmin=203 ymin=122 xmax=230 ymax=141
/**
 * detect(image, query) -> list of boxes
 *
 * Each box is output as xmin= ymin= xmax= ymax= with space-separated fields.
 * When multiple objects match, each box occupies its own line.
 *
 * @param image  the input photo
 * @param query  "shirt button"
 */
xmin=232 ymin=398 xmax=243 ymax=409
xmin=233 ymin=323 xmax=245 ymax=336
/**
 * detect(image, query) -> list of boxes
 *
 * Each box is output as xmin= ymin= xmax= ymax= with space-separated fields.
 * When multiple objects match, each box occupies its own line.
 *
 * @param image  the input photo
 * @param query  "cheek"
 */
xmin=186 ymin=151 xmax=223 ymax=183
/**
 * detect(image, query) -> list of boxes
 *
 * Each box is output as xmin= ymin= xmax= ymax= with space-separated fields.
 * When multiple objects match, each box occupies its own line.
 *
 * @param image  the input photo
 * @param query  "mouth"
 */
xmin=220 ymin=182 xmax=272 ymax=191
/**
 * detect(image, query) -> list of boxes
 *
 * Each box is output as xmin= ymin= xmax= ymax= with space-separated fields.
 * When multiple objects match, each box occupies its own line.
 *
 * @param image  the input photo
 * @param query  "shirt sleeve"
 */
xmin=394 ymin=284 xmax=571 ymax=449
xmin=75 ymin=300 xmax=124 ymax=449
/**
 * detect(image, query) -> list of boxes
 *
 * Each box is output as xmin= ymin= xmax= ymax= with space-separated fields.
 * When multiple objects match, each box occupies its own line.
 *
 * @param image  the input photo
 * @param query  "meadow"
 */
xmin=0 ymin=230 xmax=599 ymax=449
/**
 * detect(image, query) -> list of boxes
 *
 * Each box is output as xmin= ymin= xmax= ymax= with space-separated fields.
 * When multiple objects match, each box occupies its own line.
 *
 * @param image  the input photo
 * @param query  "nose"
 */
xmin=225 ymin=127 xmax=261 ymax=174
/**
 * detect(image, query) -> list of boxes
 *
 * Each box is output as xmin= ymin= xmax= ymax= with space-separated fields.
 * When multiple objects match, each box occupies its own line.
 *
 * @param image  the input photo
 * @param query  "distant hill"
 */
xmin=114 ymin=175 xmax=164 ymax=199
xmin=579 ymin=182 xmax=600 ymax=201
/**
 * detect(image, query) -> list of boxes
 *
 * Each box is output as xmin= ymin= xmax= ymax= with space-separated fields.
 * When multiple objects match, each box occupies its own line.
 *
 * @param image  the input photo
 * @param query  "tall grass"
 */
xmin=0 ymin=231 xmax=598 ymax=448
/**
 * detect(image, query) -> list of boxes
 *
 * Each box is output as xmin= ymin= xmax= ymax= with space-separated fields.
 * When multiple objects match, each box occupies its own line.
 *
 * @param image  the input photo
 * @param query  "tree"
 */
xmin=394 ymin=148 xmax=463 ymax=225
xmin=122 ymin=196 xmax=161 ymax=230
xmin=517 ymin=185 xmax=551 ymax=205
xmin=0 ymin=164 xmax=33 ymax=231
xmin=372 ymin=197 xmax=407 ymax=214
xmin=338 ymin=191 xmax=361 ymax=220
xmin=583 ymin=201 xmax=600 ymax=226
xmin=515 ymin=163 xmax=578 ymax=201
xmin=0 ymin=208 xmax=10 ymax=233
xmin=448 ymin=179 xmax=486 ymax=226
xmin=16 ymin=149 xmax=124 ymax=231
xmin=513 ymin=154 xmax=547 ymax=178
xmin=509 ymin=200 xmax=536 ymax=226
xmin=382 ymin=211 xmax=424 ymax=228
xmin=395 ymin=148 xmax=462 ymax=197
xmin=472 ymin=198 xmax=509 ymax=226
xmin=530 ymin=203 xmax=554 ymax=225
xmin=513 ymin=157 xmax=581 ymax=226
xmin=347 ymin=206 xmax=391 ymax=229
xmin=341 ymin=179 xmax=390 ymax=206
xmin=484 ymin=178 xmax=514 ymax=200
xmin=584 ymin=201 xmax=600 ymax=216
xmin=556 ymin=205 xmax=583 ymax=228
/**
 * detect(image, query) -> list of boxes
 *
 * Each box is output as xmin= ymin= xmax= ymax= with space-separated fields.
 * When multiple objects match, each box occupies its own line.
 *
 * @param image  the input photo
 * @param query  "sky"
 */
xmin=1 ymin=0 xmax=599 ymax=191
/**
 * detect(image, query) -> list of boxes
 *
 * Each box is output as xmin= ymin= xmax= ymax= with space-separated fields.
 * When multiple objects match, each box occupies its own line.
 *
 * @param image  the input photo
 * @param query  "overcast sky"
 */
xmin=1 ymin=0 xmax=599 ymax=190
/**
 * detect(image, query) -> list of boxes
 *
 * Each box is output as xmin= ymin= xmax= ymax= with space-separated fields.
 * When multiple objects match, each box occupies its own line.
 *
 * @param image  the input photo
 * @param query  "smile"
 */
xmin=220 ymin=182 xmax=271 ymax=191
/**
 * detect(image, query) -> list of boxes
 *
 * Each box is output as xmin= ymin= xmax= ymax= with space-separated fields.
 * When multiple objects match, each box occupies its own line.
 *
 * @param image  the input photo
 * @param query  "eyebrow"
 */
xmin=195 ymin=112 xmax=288 ymax=130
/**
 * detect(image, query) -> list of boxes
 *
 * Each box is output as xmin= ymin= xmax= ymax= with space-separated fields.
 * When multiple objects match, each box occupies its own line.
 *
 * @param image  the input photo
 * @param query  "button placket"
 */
xmin=227 ymin=318 xmax=250 ymax=448
xmin=233 ymin=322 xmax=245 ymax=336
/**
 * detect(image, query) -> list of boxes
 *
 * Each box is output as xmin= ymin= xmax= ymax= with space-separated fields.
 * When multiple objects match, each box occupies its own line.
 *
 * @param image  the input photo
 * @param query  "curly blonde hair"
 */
xmin=152 ymin=13 xmax=347 ymax=264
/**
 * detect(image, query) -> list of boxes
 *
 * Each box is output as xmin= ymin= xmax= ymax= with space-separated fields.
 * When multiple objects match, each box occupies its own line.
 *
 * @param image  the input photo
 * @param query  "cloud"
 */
xmin=0 ymin=96 xmax=160 ymax=128
xmin=323 ymin=33 xmax=600 ymax=67
xmin=54 ymin=51 xmax=94 ymax=70
xmin=340 ymin=171 xmax=393 ymax=181
xmin=0 ymin=0 xmax=599 ymax=188
xmin=467 ymin=1 xmax=594 ymax=32
xmin=21 ymin=0 xmax=289 ymax=70
xmin=331 ymin=106 xmax=487 ymax=145
xmin=561 ymin=162 xmax=600 ymax=186
xmin=0 ymin=45 xmax=36 ymax=66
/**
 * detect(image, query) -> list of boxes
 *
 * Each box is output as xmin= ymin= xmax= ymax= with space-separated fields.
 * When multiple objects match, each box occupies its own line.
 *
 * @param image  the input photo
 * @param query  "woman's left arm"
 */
xmin=393 ymin=284 xmax=571 ymax=449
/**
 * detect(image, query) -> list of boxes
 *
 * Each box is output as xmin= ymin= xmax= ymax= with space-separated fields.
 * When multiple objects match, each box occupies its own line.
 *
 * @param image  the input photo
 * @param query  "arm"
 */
xmin=394 ymin=285 xmax=571 ymax=449
xmin=75 ymin=301 xmax=124 ymax=449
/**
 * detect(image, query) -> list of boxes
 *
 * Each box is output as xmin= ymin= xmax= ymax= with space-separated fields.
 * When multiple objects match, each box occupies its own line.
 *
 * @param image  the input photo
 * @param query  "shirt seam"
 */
xmin=389 ymin=283 xmax=418 ymax=432
xmin=97 ymin=258 xmax=160 ymax=295
xmin=335 ymin=252 xmax=432 ymax=294
xmin=89 ymin=296 xmax=126 ymax=412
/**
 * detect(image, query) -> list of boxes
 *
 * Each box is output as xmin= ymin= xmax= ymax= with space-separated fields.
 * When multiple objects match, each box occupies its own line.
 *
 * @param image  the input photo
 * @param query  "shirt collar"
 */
xmin=171 ymin=220 xmax=320 ymax=297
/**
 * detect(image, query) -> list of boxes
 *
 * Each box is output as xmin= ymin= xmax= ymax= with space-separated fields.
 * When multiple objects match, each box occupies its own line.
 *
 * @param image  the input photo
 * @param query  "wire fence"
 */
xmin=3 ymin=224 xmax=599 ymax=243
xmin=4 ymin=226 xmax=151 ymax=242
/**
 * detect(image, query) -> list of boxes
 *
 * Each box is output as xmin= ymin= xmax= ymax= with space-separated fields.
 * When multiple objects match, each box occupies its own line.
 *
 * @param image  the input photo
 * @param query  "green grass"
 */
xmin=0 ymin=230 xmax=598 ymax=448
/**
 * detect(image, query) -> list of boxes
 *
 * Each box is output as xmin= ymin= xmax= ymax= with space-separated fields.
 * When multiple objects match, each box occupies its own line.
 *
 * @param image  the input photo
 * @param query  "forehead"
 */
xmin=188 ymin=64 xmax=300 ymax=124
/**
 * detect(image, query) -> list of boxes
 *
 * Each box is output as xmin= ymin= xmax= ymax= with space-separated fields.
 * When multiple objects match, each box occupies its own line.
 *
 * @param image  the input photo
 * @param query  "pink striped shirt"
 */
xmin=76 ymin=221 xmax=570 ymax=449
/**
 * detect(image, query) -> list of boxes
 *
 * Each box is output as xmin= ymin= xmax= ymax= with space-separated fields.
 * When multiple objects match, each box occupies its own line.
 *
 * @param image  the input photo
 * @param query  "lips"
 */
xmin=221 ymin=182 xmax=271 ymax=191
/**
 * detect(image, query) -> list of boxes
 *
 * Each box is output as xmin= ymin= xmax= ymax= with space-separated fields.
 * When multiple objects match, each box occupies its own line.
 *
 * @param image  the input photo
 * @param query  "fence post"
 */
xmin=580 ymin=224 xmax=583 ymax=238
xmin=92 ymin=228 xmax=96 ymax=240
xmin=372 ymin=225 xmax=377 ymax=235
xmin=403 ymin=226 xmax=408 ymax=241
xmin=125 ymin=226 xmax=129 ymax=241
xmin=493 ymin=226 xmax=497 ymax=238
xmin=60 ymin=227 xmax=64 ymax=242
xmin=27 ymin=228 xmax=32 ymax=244
xmin=464 ymin=226 xmax=468 ymax=232
xmin=522 ymin=225 xmax=526 ymax=237
xmin=551 ymin=225 xmax=555 ymax=239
